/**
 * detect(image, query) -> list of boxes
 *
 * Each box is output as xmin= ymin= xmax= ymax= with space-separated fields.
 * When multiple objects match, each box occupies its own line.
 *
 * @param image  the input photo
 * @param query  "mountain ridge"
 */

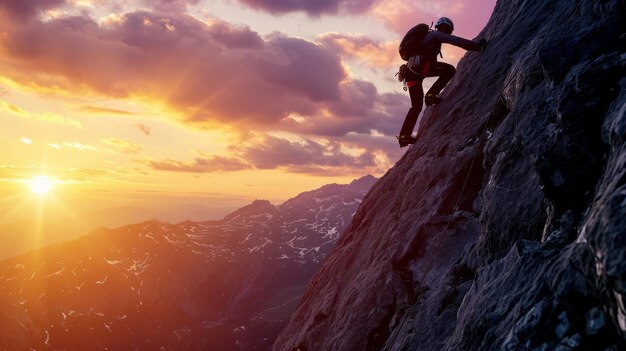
xmin=0 ymin=175 xmax=377 ymax=350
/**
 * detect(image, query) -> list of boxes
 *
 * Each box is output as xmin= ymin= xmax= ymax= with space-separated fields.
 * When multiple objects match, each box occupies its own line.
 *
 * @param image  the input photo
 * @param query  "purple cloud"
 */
xmin=236 ymin=0 xmax=377 ymax=15
xmin=278 ymin=80 xmax=408 ymax=137
xmin=239 ymin=135 xmax=376 ymax=169
xmin=0 ymin=0 xmax=66 ymax=20
xmin=147 ymin=135 xmax=389 ymax=174
xmin=0 ymin=11 xmax=347 ymax=129
xmin=146 ymin=0 xmax=201 ymax=12
xmin=256 ymin=34 xmax=345 ymax=102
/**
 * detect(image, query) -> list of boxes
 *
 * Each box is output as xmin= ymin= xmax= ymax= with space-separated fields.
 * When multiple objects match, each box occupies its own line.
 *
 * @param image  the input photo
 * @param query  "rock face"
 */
xmin=0 ymin=175 xmax=376 ymax=350
xmin=272 ymin=1 xmax=626 ymax=350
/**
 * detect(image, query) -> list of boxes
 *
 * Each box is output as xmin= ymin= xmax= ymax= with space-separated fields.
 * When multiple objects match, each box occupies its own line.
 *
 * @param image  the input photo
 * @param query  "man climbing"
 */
xmin=397 ymin=17 xmax=487 ymax=147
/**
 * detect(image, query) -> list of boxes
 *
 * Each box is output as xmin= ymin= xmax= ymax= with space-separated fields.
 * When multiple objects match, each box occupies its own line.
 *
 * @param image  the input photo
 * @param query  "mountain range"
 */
xmin=0 ymin=175 xmax=376 ymax=350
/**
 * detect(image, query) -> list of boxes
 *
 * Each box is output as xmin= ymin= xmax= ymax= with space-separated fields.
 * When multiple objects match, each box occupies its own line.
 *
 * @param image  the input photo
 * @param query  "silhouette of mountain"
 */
xmin=0 ymin=175 xmax=376 ymax=350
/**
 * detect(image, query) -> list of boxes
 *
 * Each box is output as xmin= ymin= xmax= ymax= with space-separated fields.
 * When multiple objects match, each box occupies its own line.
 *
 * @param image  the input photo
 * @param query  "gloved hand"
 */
xmin=478 ymin=38 xmax=488 ymax=52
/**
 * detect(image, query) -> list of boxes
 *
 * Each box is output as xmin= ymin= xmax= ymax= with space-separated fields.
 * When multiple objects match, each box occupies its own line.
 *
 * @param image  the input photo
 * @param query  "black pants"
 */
xmin=399 ymin=61 xmax=456 ymax=136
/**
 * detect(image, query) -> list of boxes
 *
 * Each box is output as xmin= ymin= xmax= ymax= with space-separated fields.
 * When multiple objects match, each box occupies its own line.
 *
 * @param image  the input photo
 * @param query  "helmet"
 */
xmin=435 ymin=17 xmax=454 ymax=31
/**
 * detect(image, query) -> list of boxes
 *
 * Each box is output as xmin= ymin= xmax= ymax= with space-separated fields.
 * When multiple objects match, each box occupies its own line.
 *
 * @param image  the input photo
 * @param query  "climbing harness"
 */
xmin=396 ymin=56 xmax=430 ymax=91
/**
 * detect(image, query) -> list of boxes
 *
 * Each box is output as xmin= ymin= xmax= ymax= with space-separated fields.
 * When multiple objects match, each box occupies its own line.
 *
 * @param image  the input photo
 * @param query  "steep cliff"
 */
xmin=273 ymin=1 xmax=626 ymax=350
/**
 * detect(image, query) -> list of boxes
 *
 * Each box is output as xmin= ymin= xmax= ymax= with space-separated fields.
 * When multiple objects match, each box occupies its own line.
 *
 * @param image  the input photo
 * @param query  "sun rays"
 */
xmin=0 ymin=176 xmax=82 ymax=254
xmin=28 ymin=176 xmax=54 ymax=195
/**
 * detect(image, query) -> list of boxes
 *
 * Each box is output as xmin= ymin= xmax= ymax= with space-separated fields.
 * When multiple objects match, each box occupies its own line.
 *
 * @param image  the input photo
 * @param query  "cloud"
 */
xmin=145 ymin=0 xmax=201 ymax=13
xmin=134 ymin=124 xmax=152 ymax=136
xmin=277 ymin=80 xmax=408 ymax=137
xmin=145 ymin=134 xmax=393 ymax=175
xmin=147 ymin=155 xmax=251 ymax=172
xmin=240 ymin=135 xmax=366 ymax=169
xmin=316 ymin=29 xmax=471 ymax=72
xmin=371 ymin=0 xmax=496 ymax=38
xmin=256 ymin=34 xmax=344 ymax=102
xmin=0 ymin=165 xmax=33 ymax=181
xmin=235 ymin=0 xmax=377 ymax=16
xmin=0 ymin=164 xmax=142 ymax=184
xmin=0 ymin=6 xmax=415 ymax=143
xmin=318 ymin=33 xmax=399 ymax=69
xmin=101 ymin=138 xmax=143 ymax=153
xmin=58 ymin=167 xmax=144 ymax=182
xmin=62 ymin=142 xmax=99 ymax=151
xmin=0 ymin=4 xmax=431 ymax=176
xmin=45 ymin=142 xmax=99 ymax=151
xmin=20 ymin=138 xmax=33 ymax=145
xmin=0 ymin=0 xmax=67 ymax=20
xmin=77 ymin=105 xmax=136 ymax=115
xmin=0 ymin=11 xmax=348 ymax=131
xmin=0 ymin=100 xmax=83 ymax=128
xmin=234 ymin=134 xmax=404 ymax=175
xmin=371 ymin=0 xmax=460 ymax=34
xmin=74 ymin=168 xmax=110 ymax=176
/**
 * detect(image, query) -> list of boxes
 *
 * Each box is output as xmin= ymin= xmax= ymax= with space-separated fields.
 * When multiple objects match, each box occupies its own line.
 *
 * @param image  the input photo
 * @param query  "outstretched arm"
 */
xmin=434 ymin=31 xmax=485 ymax=52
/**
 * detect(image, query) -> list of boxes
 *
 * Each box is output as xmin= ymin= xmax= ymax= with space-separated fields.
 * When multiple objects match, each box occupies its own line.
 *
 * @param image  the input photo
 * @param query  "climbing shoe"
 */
xmin=397 ymin=134 xmax=417 ymax=148
xmin=425 ymin=93 xmax=443 ymax=106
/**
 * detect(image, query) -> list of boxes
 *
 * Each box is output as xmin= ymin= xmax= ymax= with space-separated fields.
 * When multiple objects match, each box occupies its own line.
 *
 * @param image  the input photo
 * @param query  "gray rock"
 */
xmin=587 ymin=307 xmax=607 ymax=335
xmin=563 ymin=333 xmax=582 ymax=348
xmin=555 ymin=311 xmax=570 ymax=339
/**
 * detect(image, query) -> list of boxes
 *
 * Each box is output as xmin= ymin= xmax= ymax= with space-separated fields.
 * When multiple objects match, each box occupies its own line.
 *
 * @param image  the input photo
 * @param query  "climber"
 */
xmin=397 ymin=17 xmax=487 ymax=147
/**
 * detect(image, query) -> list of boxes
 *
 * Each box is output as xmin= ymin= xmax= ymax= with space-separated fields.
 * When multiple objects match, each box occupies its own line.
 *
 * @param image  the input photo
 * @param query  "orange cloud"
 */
xmin=318 ymin=33 xmax=399 ymax=69
xmin=62 ymin=142 xmax=99 ymax=152
xmin=0 ymin=164 xmax=141 ymax=185
xmin=146 ymin=155 xmax=250 ymax=173
xmin=101 ymin=138 xmax=143 ymax=154
xmin=46 ymin=142 xmax=99 ymax=151
xmin=77 ymin=105 xmax=136 ymax=115
xmin=0 ymin=100 xmax=82 ymax=128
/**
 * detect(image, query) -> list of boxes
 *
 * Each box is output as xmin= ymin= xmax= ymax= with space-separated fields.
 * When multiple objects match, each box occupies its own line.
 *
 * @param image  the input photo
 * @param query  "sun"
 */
xmin=29 ymin=176 xmax=54 ymax=195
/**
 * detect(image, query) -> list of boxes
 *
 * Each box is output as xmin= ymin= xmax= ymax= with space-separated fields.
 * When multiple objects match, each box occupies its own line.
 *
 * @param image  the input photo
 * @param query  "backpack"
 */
xmin=399 ymin=23 xmax=430 ymax=61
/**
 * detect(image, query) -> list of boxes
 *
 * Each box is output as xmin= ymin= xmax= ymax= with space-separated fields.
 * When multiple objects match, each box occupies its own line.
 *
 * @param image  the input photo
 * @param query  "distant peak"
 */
xmin=349 ymin=175 xmax=378 ymax=189
xmin=224 ymin=199 xmax=277 ymax=221
xmin=242 ymin=199 xmax=276 ymax=211
xmin=251 ymin=199 xmax=272 ymax=206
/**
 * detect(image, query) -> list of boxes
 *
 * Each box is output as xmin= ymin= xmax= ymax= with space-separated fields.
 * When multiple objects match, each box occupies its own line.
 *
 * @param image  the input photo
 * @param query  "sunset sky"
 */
xmin=0 ymin=0 xmax=496 ymax=247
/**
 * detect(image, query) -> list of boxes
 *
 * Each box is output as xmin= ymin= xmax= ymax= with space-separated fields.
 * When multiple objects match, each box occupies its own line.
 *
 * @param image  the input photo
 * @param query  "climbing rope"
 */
xmin=382 ymin=1 xmax=582 ymax=349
